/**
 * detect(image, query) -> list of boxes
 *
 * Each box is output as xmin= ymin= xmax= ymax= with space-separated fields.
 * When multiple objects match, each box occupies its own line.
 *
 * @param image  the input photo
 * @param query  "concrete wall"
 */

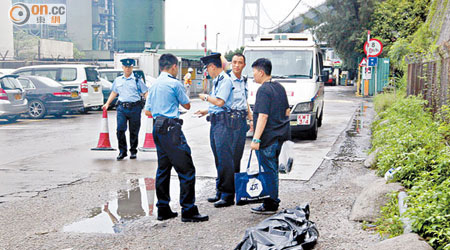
xmin=40 ymin=39 xmax=74 ymax=59
xmin=66 ymin=0 xmax=92 ymax=50
xmin=432 ymin=0 xmax=450 ymax=45
xmin=0 ymin=1 xmax=14 ymax=60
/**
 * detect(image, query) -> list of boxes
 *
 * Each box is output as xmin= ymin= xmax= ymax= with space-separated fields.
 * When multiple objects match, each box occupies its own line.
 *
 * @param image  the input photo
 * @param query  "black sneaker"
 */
xmin=130 ymin=153 xmax=137 ymax=159
xmin=251 ymin=204 xmax=277 ymax=215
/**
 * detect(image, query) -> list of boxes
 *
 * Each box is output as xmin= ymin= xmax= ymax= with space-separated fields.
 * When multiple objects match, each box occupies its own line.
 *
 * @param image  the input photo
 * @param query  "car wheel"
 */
xmin=80 ymin=108 xmax=89 ymax=114
xmin=89 ymin=106 xmax=102 ymax=111
xmin=307 ymin=117 xmax=318 ymax=140
xmin=6 ymin=115 xmax=19 ymax=122
xmin=28 ymin=100 xmax=46 ymax=119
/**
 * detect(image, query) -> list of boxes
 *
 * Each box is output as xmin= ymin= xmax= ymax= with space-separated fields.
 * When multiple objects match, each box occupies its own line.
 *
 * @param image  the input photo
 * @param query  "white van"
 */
xmin=13 ymin=64 xmax=103 ymax=111
xmin=244 ymin=32 xmax=327 ymax=140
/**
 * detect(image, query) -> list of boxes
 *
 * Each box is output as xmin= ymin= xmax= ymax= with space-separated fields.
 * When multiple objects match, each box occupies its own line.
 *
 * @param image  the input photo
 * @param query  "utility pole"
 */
xmin=215 ymin=32 xmax=220 ymax=52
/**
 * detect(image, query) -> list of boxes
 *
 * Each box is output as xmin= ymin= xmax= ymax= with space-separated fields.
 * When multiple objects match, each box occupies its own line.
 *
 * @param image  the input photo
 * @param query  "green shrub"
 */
xmin=374 ymin=192 xmax=404 ymax=238
xmin=372 ymin=94 xmax=450 ymax=249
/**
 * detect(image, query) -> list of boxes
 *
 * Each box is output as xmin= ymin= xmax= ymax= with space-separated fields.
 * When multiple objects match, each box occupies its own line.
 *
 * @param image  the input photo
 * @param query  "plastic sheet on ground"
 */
xmin=235 ymin=204 xmax=319 ymax=250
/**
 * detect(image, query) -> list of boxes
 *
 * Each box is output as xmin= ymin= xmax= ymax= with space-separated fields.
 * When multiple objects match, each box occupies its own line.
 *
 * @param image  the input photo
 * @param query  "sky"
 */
xmin=165 ymin=0 xmax=326 ymax=54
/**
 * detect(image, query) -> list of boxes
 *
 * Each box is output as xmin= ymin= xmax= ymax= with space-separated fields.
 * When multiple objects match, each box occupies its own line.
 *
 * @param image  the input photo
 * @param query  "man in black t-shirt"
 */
xmin=250 ymin=58 xmax=290 ymax=214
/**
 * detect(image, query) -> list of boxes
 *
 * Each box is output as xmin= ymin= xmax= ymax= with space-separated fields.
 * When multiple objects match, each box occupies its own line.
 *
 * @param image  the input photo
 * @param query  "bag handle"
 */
xmin=246 ymin=150 xmax=263 ymax=173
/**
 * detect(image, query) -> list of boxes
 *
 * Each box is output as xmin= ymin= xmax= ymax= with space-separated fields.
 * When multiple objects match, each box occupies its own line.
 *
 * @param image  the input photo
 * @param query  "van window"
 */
xmin=85 ymin=68 xmax=99 ymax=82
xmin=60 ymin=68 xmax=77 ymax=81
xmin=15 ymin=70 xmax=33 ymax=76
xmin=34 ymin=69 xmax=58 ymax=80
xmin=318 ymin=53 xmax=324 ymax=73
xmin=99 ymin=72 xmax=121 ymax=82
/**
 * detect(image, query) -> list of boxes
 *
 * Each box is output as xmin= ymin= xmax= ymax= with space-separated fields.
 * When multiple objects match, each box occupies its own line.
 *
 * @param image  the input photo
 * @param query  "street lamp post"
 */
xmin=215 ymin=32 xmax=220 ymax=52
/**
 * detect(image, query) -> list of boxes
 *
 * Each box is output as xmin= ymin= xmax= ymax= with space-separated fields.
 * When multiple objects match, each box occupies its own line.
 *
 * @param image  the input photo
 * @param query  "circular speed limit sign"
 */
xmin=364 ymin=39 xmax=383 ymax=57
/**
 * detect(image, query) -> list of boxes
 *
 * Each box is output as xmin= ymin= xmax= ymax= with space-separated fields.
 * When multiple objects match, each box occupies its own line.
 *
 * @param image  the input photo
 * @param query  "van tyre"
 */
xmin=318 ymin=107 xmax=323 ymax=127
xmin=28 ymin=100 xmax=46 ymax=119
xmin=307 ymin=117 xmax=318 ymax=140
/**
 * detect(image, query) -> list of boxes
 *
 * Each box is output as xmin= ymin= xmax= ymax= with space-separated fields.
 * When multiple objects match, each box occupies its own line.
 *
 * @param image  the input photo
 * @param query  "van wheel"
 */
xmin=307 ymin=117 xmax=318 ymax=140
xmin=28 ymin=100 xmax=46 ymax=119
xmin=318 ymin=107 xmax=323 ymax=127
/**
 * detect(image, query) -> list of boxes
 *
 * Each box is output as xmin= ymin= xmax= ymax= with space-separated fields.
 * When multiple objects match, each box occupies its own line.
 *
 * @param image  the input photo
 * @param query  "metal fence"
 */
xmin=406 ymin=42 xmax=450 ymax=113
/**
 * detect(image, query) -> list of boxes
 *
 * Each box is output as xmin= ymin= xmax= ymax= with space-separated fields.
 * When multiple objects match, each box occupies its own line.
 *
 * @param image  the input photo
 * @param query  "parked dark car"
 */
xmin=18 ymin=76 xmax=84 ymax=119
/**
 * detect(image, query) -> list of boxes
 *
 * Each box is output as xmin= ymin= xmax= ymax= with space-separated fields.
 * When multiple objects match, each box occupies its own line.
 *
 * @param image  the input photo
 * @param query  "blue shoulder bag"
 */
xmin=235 ymin=150 xmax=278 ymax=205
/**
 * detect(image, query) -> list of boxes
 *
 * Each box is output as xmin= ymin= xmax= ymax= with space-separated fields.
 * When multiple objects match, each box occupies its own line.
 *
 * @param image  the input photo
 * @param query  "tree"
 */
xmin=309 ymin=0 xmax=378 ymax=69
xmin=224 ymin=46 xmax=245 ymax=61
xmin=14 ymin=30 xmax=39 ymax=60
xmin=369 ymin=0 xmax=430 ymax=57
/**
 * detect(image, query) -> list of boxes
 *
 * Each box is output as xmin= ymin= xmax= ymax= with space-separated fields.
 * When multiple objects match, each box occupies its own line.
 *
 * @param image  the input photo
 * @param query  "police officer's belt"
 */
xmin=118 ymin=101 xmax=141 ymax=108
xmin=207 ymin=112 xmax=226 ymax=123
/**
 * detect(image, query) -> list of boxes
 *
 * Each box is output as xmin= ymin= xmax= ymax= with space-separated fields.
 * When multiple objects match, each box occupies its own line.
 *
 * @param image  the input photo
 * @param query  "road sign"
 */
xmin=368 ymin=57 xmax=378 ymax=67
xmin=362 ymin=67 xmax=372 ymax=80
xmin=359 ymin=58 xmax=367 ymax=67
xmin=364 ymin=39 xmax=383 ymax=57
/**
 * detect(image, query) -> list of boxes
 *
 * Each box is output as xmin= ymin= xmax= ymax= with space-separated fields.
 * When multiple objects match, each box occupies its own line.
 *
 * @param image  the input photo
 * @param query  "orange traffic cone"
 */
xmin=144 ymin=177 xmax=156 ymax=216
xmin=139 ymin=115 xmax=157 ymax=152
xmin=91 ymin=109 xmax=116 ymax=151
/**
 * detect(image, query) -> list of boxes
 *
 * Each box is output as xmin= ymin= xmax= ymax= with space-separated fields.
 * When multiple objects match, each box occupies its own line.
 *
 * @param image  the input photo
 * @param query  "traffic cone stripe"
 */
xmin=91 ymin=109 xmax=116 ymax=151
xmin=139 ymin=115 xmax=157 ymax=152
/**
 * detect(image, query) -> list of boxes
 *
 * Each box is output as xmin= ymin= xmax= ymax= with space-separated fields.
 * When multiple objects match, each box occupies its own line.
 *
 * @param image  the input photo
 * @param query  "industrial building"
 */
xmin=8 ymin=0 xmax=165 ymax=59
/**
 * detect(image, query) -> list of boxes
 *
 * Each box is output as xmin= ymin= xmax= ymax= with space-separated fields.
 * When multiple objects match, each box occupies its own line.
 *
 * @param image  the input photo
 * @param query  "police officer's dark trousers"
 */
xmin=210 ymin=114 xmax=235 ymax=202
xmin=231 ymin=115 xmax=248 ymax=173
xmin=153 ymin=117 xmax=197 ymax=214
xmin=117 ymin=104 xmax=142 ymax=155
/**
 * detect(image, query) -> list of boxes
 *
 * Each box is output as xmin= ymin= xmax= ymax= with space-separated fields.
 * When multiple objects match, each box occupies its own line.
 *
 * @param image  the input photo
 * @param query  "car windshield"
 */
xmin=243 ymin=50 xmax=314 ymax=79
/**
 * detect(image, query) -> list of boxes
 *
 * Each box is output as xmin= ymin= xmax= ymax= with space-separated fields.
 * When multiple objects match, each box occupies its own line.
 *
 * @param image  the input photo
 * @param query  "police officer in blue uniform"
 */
xmin=195 ymin=53 xmax=236 ymax=208
xmin=229 ymin=53 xmax=253 ymax=174
xmin=145 ymin=54 xmax=208 ymax=222
xmin=102 ymin=58 xmax=148 ymax=161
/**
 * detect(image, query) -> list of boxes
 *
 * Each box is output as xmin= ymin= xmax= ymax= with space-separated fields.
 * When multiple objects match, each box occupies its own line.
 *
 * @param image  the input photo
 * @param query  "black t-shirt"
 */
xmin=253 ymin=80 xmax=290 ymax=148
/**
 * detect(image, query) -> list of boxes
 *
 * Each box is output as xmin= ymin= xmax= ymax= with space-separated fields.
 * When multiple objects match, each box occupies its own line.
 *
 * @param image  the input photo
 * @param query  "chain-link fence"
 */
xmin=406 ymin=42 xmax=450 ymax=113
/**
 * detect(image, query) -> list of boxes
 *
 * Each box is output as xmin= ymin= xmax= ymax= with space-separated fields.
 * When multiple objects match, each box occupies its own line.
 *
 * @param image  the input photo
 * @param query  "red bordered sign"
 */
xmin=364 ymin=39 xmax=383 ymax=57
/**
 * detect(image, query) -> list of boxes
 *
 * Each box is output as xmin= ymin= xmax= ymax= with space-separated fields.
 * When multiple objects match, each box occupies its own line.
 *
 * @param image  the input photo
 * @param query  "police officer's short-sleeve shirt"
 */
xmin=253 ymin=80 xmax=290 ymax=148
xmin=112 ymin=73 xmax=148 ymax=102
xmin=145 ymin=71 xmax=189 ymax=118
xmin=229 ymin=71 xmax=248 ymax=111
xmin=208 ymin=71 xmax=234 ymax=114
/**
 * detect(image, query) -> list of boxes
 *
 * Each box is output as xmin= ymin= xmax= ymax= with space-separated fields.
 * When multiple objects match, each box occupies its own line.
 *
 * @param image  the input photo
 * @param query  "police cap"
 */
xmin=120 ymin=58 xmax=136 ymax=67
xmin=200 ymin=53 xmax=222 ymax=67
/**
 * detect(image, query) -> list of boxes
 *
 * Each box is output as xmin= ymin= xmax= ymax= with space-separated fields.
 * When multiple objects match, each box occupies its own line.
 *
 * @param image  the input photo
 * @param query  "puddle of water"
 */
xmin=63 ymin=177 xmax=157 ymax=234
xmin=63 ymin=176 xmax=209 ymax=234
xmin=346 ymin=102 xmax=368 ymax=137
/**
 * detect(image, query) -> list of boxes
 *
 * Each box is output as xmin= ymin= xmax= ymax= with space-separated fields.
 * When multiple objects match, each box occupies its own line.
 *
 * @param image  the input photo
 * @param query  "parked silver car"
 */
xmin=0 ymin=74 xmax=28 ymax=122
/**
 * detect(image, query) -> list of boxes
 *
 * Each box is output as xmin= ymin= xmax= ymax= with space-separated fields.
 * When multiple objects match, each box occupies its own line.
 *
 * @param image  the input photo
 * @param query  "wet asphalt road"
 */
xmin=0 ymin=85 xmax=361 ymax=203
